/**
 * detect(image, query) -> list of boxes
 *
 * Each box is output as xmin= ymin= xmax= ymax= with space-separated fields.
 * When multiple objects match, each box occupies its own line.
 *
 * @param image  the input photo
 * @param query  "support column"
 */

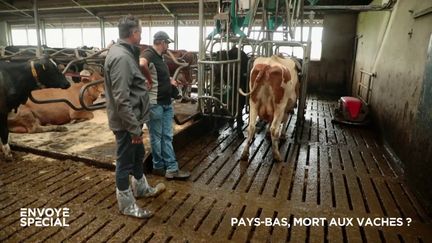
xmin=0 ymin=21 xmax=10 ymax=46
xmin=174 ymin=16 xmax=178 ymax=50
xmin=33 ymin=0 xmax=42 ymax=57
xmin=100 ymin=17 xmax=106 ymax=48
xmin=198 ymin=0 xmax=204 ymax=98
xmin=61 ymin=23 xmax=65 ymax=48
xmin=40 ymin=20 xmax=47 ymax=46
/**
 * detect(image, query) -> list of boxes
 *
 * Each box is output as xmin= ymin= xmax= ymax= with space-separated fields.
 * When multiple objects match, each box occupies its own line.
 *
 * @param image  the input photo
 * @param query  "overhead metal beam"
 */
xmin=0 ymin=0 xmax=33 ymax=17
xmin=71 ymin=0 xmax=101 ymax=21
xmin=0 ymin=0 xmax=218 ymax=14
xmin=304 ymin=2 xmax=395 ymax=12
xmin=158 ymin=0 xmax=176 ymax=19
xmin=4 ymin=12 xmax=216 ymax=25
xmin=157 ymin=0 xmax=185 ymax=25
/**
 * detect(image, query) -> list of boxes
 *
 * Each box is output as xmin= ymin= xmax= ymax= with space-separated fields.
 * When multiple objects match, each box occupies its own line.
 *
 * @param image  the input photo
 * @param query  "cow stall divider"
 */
xmin=16 ymin=47 xmax=109 ymax=112
xmin=28 ymin=78 xmax=106 ymax=111
xmin=0 ymin=46 xmax=107 ymax=65
xmin=197 ymin=37 xmax=249 ymax=130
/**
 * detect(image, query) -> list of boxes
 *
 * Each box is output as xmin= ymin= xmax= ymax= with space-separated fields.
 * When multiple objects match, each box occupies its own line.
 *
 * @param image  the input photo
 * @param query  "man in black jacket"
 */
xmin=104 ymin=15 xmax=165 ymax=218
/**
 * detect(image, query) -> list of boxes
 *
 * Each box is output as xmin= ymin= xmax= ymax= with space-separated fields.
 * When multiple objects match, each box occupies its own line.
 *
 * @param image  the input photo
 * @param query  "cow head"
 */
xmin=32 ymin=55 xmax=70 ymax=89
xmin=80 ymin=69 xmax=105 ymax=101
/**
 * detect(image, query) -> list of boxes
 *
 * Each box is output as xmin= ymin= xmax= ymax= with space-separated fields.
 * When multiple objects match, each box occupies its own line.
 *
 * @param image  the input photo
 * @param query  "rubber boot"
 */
xmin=116 ymin=187 xmax=153 ymax=219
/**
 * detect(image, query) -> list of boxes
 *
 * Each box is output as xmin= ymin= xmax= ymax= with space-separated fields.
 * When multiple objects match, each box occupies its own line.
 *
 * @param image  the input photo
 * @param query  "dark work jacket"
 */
xmin=104 ymin=39 xmax=150 ymax=137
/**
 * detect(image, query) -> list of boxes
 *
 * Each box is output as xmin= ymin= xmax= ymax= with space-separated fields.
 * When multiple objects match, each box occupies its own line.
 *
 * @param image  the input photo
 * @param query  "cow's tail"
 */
xmin=238 ymin=67 xmax=266 ymax=96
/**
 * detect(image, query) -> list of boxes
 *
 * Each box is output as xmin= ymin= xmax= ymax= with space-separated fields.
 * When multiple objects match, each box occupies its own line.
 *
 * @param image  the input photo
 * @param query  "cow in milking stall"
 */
xmin=0 ymin=55 xmax=71 ymax=161
xmin=239 ymin=55 xmax=300 ymax=162
xmin=164 ymin=50 xmax=198 ymax=101
xmin=213 ymin=46 xmax=249 ymax=133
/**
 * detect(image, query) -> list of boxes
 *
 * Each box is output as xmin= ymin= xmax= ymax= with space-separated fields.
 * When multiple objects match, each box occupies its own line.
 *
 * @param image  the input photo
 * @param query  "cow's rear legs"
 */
xmin=236 ymin=114 xmax=244 ymax=137
xmin=241 ymin=104 xmax=257 ymax=161
xmin=0 ymin=142 xmax=12 ymax=161
xmin=270 ymin=112 xmax=285 ymax=162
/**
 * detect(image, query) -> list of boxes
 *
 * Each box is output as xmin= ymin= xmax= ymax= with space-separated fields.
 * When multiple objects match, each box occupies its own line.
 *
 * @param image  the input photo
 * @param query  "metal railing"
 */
xmin=29 ymin=79 xmax=105 ymax=111
xmin=358 ymin=69 xmax=376 ymax=104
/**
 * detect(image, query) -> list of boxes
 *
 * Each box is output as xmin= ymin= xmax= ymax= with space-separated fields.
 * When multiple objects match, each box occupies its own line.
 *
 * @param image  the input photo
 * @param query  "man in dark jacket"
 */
xmin=140 ymin=31 xmax=190 ymax=180
xmin=104 ymin=15 xmax=165 ymax=218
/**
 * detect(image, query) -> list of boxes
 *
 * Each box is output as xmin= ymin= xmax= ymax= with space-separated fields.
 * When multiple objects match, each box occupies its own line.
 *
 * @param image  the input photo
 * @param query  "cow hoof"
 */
xmin=4 ymin=154 xmax=13 ymax=162
xmin=273 ymin=153 xmax=282 ymax=162
xmin=279 ymin=136 xmax=287 ymax=143
xmin=56 ymin=126 xmax=68 ymax=132
xmin=237 ymin=131 xmax=244 ymax=139
xmin=240 ymin=152 xmax=249 ymax=161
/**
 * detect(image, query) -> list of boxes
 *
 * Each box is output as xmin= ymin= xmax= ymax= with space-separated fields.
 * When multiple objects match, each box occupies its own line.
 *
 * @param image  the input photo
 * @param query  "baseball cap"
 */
xmin=153 ymin=31 xmax=174 ymax=43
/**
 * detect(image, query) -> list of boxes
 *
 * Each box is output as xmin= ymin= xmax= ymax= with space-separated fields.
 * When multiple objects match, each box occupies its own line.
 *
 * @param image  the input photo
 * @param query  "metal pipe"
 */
xmin=6 ymin=22 xmax=12 ymax=45
xmin=413 ymin=6 xmax=432 ymax=19
xmin=0 ymin=0 xmax=32 ymax=17
xmin=296 ymin=10 xmax=314 ymax=138
xmin=360 ymin=69 xmax=376 ymax=77
xmin=71 ymin=0 xmax=101 ymax=21
xmin=100 ymin=18 xmax=105 ymax=48
xmin=174 ymin=16 xmax=178 ymax=50
xmin=79 ymin=79 xmax=106 ymax=111
xmin=198 ymin=0 xmax=205 ymax=98
xmin=40 ymin=19 xmax=46 ymax=45
xmin=157 ymin=0 xmax=184 ymax=25
xmin=33 ymin=0 xmax=42 ymax=57
xmin=29 ymin=79 xmax=106 ymax=111
xmin=304 ymin=2 xmax=395 ymax=12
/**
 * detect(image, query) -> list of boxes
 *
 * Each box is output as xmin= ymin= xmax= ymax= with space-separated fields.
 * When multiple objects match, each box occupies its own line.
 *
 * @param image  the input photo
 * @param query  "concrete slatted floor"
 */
xmin=1 ymin=95 xmax=431 ymax=242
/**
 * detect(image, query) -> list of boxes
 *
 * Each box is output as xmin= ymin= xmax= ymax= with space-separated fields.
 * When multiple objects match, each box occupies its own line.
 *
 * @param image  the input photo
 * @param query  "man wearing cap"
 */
xmin=140 ymin=31 xmax=190 ymax=180
xmin=104 ymin=15 xmax=165 ymax=219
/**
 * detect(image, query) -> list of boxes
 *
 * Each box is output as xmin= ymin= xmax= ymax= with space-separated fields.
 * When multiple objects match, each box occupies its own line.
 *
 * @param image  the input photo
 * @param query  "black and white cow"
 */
xmin=213 ymin=47 xmax=249 ymax=133
xmin=0 ymin=55 xmax=71 ymax=160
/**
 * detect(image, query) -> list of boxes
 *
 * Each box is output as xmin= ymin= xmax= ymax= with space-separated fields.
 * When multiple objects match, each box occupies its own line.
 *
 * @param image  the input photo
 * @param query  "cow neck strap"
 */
xmin=30 ymin=61 xmax=46 ymax=89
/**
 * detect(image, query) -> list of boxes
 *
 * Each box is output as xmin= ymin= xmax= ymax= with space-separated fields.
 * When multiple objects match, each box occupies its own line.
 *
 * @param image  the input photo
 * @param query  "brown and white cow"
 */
xmin=239 ymin=55 xmax=299 ymax=162
xmin=7 ymin=70 xmax=104 ymax=133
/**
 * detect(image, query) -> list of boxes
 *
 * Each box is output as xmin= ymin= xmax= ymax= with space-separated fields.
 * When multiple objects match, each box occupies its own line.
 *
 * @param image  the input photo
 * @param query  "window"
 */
xmin=273 ymin=26 xmax=323 ymax=60
xmin=11 ymin=29 xmax=28 ymax=45
xmin=105 ymin=27 xmax=118 ymax=45
xmin=10 ymin=25 xmax=322 ymax=59
xmin=27 ymin=29 xmax=37 ymax=45
xmin=63 ymin=28 xmax=82 ymax=48
xmin=46 ymin=29 xmax=63 ymax=47
xmin=82 ymin=28 xmax=101 ymax=48
xmin=310 ymin=27 xmax=323 ymax=60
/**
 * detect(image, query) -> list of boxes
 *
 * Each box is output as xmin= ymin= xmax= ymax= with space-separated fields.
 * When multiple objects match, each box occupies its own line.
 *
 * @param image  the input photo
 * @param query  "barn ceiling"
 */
xmin=0 ymin=0 xmax=373 ymax=27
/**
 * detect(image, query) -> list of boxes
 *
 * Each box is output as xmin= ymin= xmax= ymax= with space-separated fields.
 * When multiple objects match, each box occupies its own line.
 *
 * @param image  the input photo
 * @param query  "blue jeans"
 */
xmin=114 ymin=130 xmax=144 ymax=191
xmin=147 ymin=104 xmax=179 ymax=173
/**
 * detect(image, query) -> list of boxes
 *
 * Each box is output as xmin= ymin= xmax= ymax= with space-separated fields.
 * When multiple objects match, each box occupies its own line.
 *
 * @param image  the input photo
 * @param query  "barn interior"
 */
xmin=1 ymin=0 xmax=432 ymax=242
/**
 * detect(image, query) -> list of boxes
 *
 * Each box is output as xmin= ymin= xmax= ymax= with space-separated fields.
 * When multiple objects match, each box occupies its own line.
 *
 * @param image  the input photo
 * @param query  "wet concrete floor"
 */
xmin=1 ymin=95 xmax=431 ymax=242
